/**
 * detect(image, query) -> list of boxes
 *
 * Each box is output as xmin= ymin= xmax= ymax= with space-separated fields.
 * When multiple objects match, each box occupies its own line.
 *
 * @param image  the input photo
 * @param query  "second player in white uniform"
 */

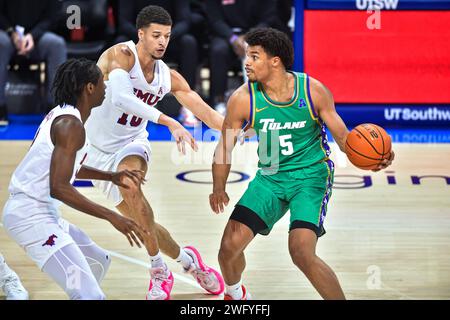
xmin=85 ymin=40 xmax=171 ymax=205
xmin=84 ymin=5 xmax=225 ymax=300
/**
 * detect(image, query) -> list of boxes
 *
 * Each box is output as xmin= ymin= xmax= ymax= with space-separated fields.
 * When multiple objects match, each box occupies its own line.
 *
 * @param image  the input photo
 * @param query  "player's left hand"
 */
xmin=169 ymin=121 xmax=199 ymax=154
xmin=372 ymin=150 xmax=395 ymax=172
xmin=111 ymin=169 xmax=146 ymax=188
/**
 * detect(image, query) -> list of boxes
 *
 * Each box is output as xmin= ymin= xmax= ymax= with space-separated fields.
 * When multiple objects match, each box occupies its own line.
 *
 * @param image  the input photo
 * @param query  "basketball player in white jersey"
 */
xmin=84 ymin=5 xmax=225 ymax=300
xmin=2 ymin=59 xmax=148 ymax=299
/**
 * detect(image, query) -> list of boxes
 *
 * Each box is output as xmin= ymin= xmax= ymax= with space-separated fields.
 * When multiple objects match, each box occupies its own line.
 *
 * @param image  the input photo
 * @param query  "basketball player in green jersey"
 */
xmin=210 ymin=27 xmax=395 ymax=300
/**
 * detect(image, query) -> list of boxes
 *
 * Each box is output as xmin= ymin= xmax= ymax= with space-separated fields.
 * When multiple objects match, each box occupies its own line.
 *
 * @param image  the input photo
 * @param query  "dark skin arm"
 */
xmin=309 ymin=77 xmax=395 ymax=171
xmin=210 ymin=84 xmax=250 ymax=214
xmin=49 ymin=115 xmax=148 ymax=247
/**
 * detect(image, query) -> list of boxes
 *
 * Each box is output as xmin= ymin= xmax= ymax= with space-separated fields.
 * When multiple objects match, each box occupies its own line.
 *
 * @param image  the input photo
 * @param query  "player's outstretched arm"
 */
xmin=49 ymin=116 xmax=148 ymax=247
xmin=210 ymin=85 xmax=250 ymax=214
xmin=171 ymin=69 xmax=224 ymax=130
xmin=310 ymin=77 xmax=349 ymax=153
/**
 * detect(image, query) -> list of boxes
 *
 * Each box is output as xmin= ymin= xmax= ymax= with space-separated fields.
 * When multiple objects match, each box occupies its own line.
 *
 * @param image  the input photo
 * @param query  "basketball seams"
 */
xmin=372 ymin=125 xmax=386 ymax=156
xmin=345 ymin=140 xmax=383 ymax=161
xmin=354 ymin=127 xmax=384 ymax=156
xmin=346 ymin=124 xmax=392 ymax=170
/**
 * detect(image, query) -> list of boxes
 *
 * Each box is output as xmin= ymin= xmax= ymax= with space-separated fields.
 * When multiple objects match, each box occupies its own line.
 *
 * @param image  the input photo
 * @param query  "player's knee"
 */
xmin=219 ymin=237 xmax=240 ymax=261
xmin=289 ymin=245 xmax=315 ymax=272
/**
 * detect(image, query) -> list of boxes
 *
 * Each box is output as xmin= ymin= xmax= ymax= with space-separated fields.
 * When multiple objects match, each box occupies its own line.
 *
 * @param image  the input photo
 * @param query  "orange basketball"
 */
xmin=345 ymin=123 xmax=392 ymax=170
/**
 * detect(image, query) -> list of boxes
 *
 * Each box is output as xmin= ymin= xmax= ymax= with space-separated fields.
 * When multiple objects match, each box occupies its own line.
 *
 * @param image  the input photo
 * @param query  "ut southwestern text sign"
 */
xmin=336 ymin=105 xmax=450 ymax=127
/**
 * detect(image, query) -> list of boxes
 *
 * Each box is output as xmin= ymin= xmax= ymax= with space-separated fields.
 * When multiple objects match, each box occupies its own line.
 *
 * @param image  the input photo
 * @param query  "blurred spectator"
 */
xmin=275 ymin=0 xmax=294 ymax=37
xmin=189 ymin=0 xmax=209 ymax=62
xmin=205 ymin=0 xmax=277 ymax=115
xmin=54 ymin=0 xmax=115 ymax=61
xmin=0 ymin=0 xmax=67 ymax=125
xmin=117 ymin=0 xmax=200 ymax=126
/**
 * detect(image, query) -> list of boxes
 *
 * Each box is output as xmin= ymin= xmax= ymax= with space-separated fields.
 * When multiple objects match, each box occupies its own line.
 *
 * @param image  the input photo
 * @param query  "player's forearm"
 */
xmin=182 ymin=92 xmax=224 ymax=130
xmin=203 ymin=106 xmax=224 ymax=131
xmin=212 ymin=163 xmax=231 ymax=192
xmin=109 ymin=68 xmax=163 ymax=123
xmin=50 ymin=183 xmax=115 ymax=221
xmin=174 ymin=94 xmax=222 ymax=130
xmin=212 ymin=142 xmax=233 ymax=191
xmin=76 ymin=165 xmax=113 ymax=181
xmin=158 ymin=113 xmax=179 ymax=129
xmin=112 ymin=90 xmax=163 ymax=123
xmin=333 ymin=129 xmax=349 ymax=153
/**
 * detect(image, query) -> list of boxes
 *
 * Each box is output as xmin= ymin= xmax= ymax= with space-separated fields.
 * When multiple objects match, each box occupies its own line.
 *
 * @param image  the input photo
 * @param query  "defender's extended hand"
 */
xmin=111 ymin=169 xmax=146 ymax=188
xmin=109 ymin=214 xmax=149 ymax=248
xmin=169 ymin=122 xmax=198 ymax=154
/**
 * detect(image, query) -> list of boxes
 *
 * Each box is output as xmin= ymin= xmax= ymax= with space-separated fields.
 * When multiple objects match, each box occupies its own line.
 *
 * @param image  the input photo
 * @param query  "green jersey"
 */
xmin=248 ymin=72 xmax=331 ymax=172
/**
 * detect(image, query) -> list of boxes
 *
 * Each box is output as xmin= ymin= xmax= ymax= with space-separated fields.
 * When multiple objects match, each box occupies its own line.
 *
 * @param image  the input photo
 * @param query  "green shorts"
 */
xmin=235 ymin=159 xmax=334 ymax=237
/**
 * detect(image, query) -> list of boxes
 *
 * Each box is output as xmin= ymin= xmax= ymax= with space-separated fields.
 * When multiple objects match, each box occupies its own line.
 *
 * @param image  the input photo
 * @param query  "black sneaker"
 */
xmin=0 ymin=105 xmax=8 ymax=126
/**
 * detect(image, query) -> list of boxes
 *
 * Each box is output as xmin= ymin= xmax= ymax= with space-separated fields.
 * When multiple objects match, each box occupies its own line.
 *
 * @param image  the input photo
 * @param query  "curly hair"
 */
xmin=136 ymin=5 xmax=172 ymax=29
xmin=244 ymin=27 xmax=294 ymax=69
xmin=52 ymin=58 xmax=101 ymax=107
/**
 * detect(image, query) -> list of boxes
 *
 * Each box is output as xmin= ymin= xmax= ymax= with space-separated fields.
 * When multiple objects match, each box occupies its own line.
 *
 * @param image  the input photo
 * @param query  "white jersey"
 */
xmin=85 ymin=40 xmax=172 ymax=153
xmin=8 ymin=105 xmax=89 ymax=205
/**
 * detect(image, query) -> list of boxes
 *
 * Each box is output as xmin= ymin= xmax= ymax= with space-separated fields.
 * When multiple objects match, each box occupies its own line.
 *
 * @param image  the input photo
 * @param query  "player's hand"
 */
xmin=237 ymin=122 xmax=256 ymax=145
xmin=111 ymin=169 xmax=146 ymax=188
xmin=109 ymin=213 xmax=149 ymax=248
xmin=209 ymin=190 xmax=230 ymax=214
xmin=372 ymin=150 xmax=395 ymax=172
xmin=169 ymin=121 xmax=198 ymax=154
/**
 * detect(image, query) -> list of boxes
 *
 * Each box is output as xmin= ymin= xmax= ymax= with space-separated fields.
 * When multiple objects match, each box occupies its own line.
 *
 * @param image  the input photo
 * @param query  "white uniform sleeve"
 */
xmin=109 ymin=68 xmax=163 ymax=123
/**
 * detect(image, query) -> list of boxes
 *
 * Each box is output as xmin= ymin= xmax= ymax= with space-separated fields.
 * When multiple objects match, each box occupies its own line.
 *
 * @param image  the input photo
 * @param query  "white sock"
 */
xmin=149 ymin=252 xmax=165 ymax=269
xmin=226 ymin=280 xmax=243 ymax=300
xmin=176 ymin=248 xmax=194 ymax=270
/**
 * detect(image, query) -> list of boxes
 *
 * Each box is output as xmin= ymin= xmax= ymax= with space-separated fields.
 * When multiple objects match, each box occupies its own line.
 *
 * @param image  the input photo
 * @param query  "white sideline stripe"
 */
xmin=0 ymin=222 xmax=202 ymax=290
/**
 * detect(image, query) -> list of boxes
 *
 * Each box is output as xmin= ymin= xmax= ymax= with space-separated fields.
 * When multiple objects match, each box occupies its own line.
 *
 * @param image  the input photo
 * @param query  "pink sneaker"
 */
xmin=183 ymin=246 xmax=225 ymax=295
xmin=146 ymin=266 xmax=174 ymax=300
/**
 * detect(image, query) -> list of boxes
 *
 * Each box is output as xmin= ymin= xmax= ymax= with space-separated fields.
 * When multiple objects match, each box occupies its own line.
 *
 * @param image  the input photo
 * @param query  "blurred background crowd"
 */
xmin=0 ymin=0 xmax=294 ymax=126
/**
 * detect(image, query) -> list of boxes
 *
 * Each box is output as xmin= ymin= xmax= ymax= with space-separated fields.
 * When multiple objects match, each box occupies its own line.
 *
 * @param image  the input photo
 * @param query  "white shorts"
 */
xmin=2 ymin=194 xmax=75 ymax=270
xmin=84 ymin=139 xmax=152 ymax=206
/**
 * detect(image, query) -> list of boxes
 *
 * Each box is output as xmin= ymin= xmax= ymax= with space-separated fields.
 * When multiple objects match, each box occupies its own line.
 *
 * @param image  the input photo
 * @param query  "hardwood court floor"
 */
xmin=0 ymin=141 xmax=449 ymax=300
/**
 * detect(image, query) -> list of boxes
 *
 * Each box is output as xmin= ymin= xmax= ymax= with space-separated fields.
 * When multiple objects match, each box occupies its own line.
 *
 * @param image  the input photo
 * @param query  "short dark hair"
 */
xmin=52 ymin=58 xmax=101 ymax=107
xmin=136 ymin=5 xmax=172 ymax=29
xmin=244 ymin=28 xmax=294 ymax=70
